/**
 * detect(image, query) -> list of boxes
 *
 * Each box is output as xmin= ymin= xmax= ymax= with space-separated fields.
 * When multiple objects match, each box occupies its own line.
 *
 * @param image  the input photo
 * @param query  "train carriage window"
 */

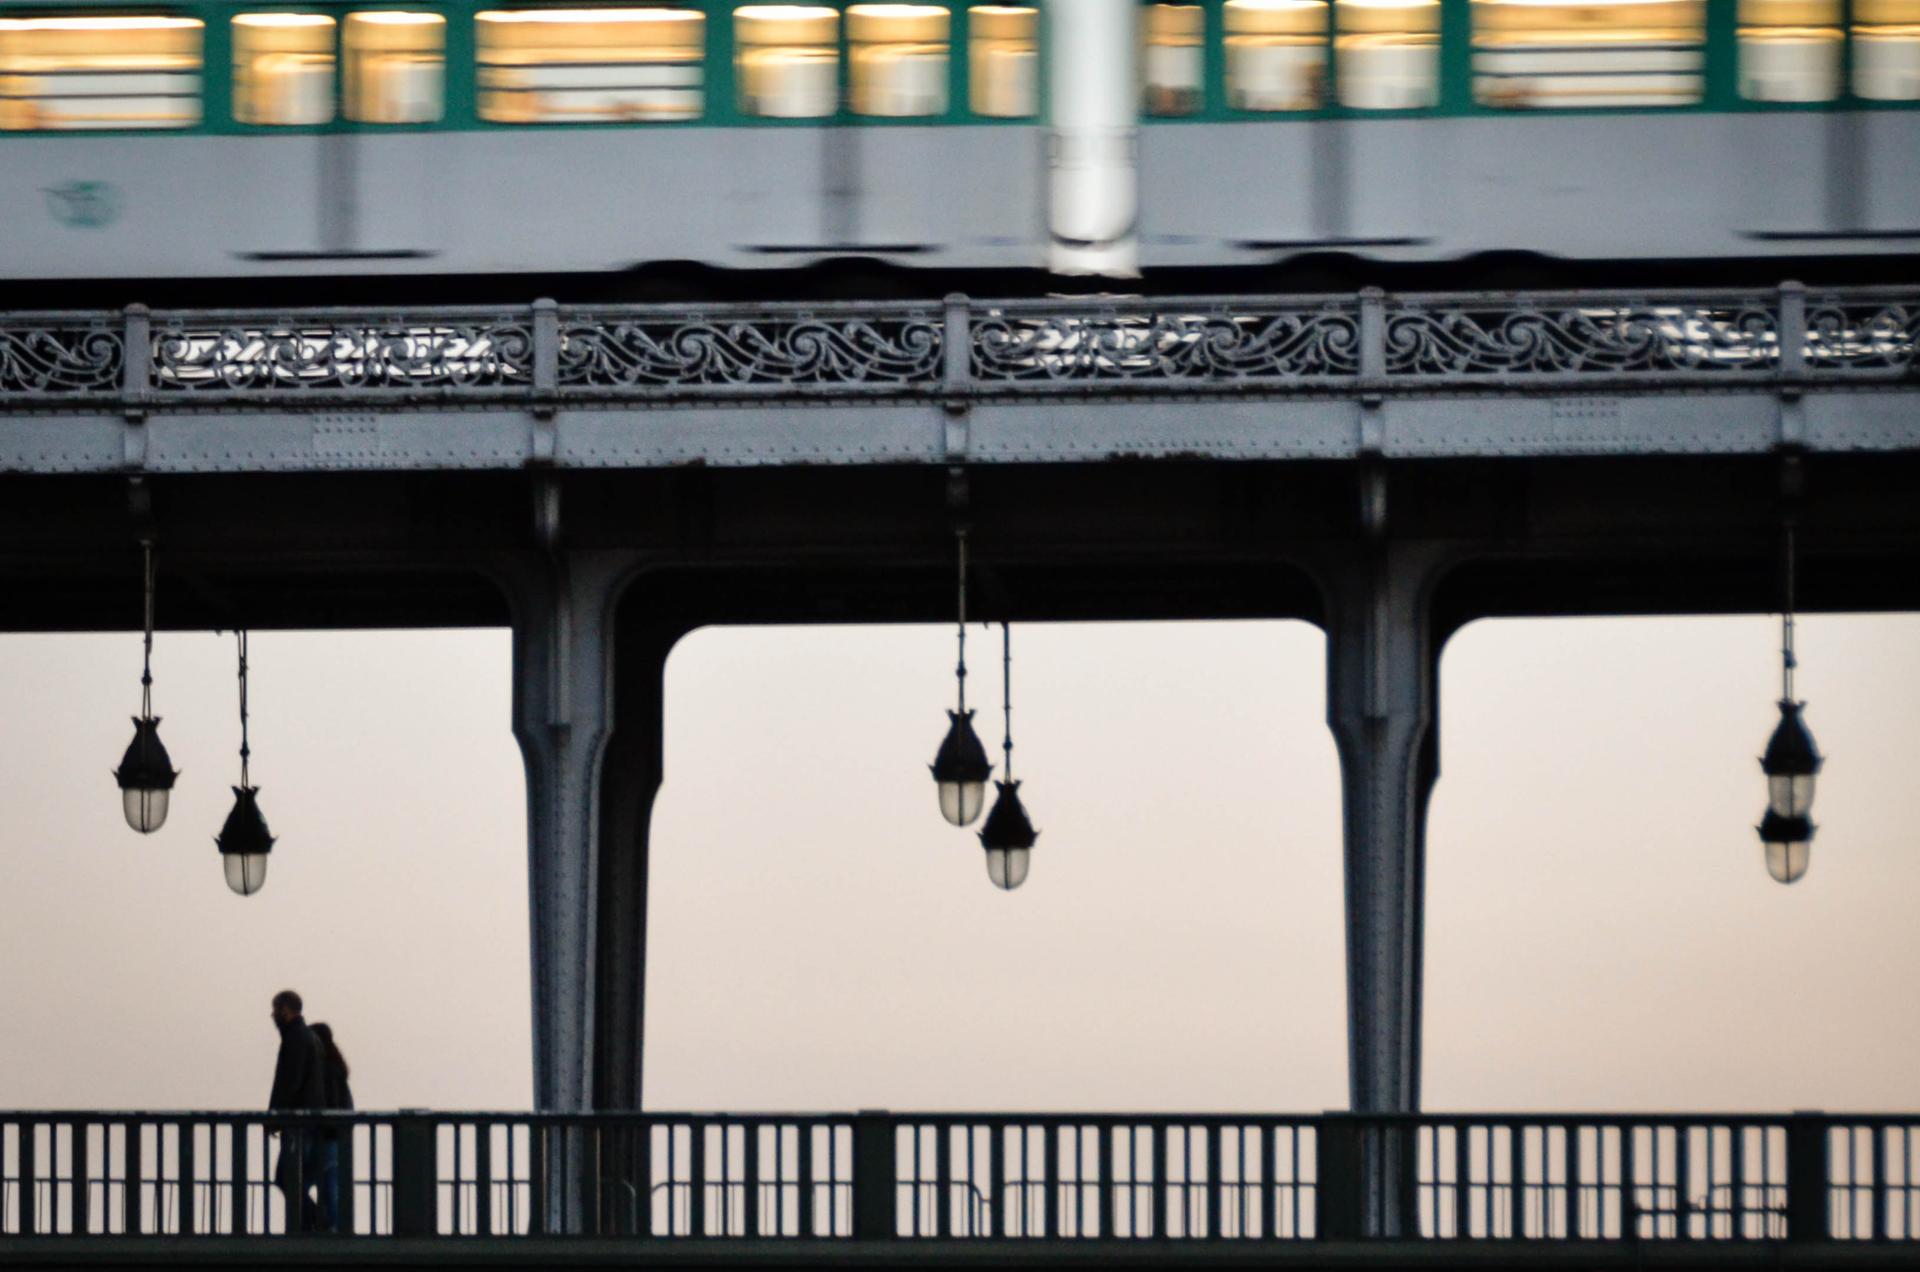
xmin=847 ymin=4 xmax=949 ymax=116
xmin=1224 ymin=0 xmax=1327 ymax=111
xmin=233 ymin=13 xmax=336 ymax=125
xmin=736 ymin=5 xmax=838 ymax=116
xmin=344 ymin=10 xmax=444 ymax=123
xmin=0 ymin=15 xmax=202 ymax=132
xmin=1336 ymin=0 xmax=1438 ymax=107
xmin=1738 ymin=0 xmax=1840 ymax=101
xmin=1854 ymin=0 xmax=1920 ymax=99
xmin=1144 ymin=3 xmax=1205 ymax=114
xmin=476 ymin=8 xmax=704 ymax=123
xmin=969 ymin=5 xmax=1035 ymax=116
xmin=1471 ymin=0 xmax=1705 ymax=109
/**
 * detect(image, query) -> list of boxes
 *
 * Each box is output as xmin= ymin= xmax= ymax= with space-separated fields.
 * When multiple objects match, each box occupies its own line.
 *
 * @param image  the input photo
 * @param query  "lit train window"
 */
xmin=476 ymin=8 xmax=704 ymax=123
xmin=1738 ymin=0 xmax=1840 ymax=101
xmin=969 ymin=5 xmax=1035 ymax=116
xmin=0 ymin=14 xmax=201 ymax=132
xmin=1224 ymin=0 xmax=1326 ymax=111
xmin=1854 ymin=0 xmax=1920 ymax=99
xmin=1471 ymin=0 xmax=1705 ymax=109
xmin=736 ymin=6 xmax=838 ymax=116
xmin=847 ymin=4 xmax=948 ymax=116
xmin=1336 ymin=0 xmax=1438 ymax=107
xmin=344 ymin=10 xmax=444 ymax=123
xmin=1144 ymin=3 xmax=1205 ymax=114
xmin=233 ymin=14 xmax=335 ymax=126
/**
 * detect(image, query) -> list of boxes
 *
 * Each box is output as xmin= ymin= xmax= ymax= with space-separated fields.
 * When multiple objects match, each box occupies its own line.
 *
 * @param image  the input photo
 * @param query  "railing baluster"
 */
xmin=797 ymin=1121 xmax=814 ymax=1238
xmin=1454 ymin=1124 xmax=1470 ymax=1239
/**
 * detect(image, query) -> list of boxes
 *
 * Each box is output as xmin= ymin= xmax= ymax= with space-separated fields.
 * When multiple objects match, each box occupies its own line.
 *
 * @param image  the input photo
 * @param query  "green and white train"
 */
xmin=1 ymin=0 xmax=1917 ymax=284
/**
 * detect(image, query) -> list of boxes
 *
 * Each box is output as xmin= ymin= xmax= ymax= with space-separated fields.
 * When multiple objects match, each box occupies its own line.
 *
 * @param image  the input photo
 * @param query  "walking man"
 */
xmin=268 ymin=989 xmax=328 ymax=1232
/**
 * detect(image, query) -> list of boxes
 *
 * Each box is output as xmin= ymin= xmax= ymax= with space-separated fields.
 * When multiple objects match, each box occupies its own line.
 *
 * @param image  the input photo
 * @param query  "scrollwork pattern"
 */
xmin=558 ymin=314 xmax=941 ymax=387
xmin=1384 ymin=302 xmax=1779 ymax=377
xmin=971 ymin=308 xmax=1360 ymax=382
xmin=1803 ymin=302 xmax=1918 ymax=375
xmin=0 ymin=324 xmax=123 ymax=393
xmin=151 ymin=321 xmax=532 ymax=391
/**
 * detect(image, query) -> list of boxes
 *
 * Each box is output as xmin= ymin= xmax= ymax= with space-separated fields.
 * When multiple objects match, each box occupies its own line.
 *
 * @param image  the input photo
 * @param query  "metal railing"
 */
xmin=3 ymin=1110 xmax=1918 ymax=1244
xmin=0 ymin=284 xmax=1913 ymax=411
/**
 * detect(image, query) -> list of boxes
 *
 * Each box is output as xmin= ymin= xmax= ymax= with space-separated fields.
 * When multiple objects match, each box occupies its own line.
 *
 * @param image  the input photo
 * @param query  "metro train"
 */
xmin=1 ymin=0 xmax=1918 ymax=292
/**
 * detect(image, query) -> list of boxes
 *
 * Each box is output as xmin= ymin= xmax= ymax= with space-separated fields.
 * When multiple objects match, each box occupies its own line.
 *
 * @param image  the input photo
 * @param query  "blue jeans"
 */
xmin=316 ymin=1140 xmax=341 ymax=1232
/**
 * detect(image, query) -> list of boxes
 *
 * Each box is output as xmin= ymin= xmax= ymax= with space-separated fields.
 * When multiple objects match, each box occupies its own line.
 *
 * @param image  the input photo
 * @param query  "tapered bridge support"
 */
xmin=1322 ymin=542 xmax=1447 ymax=1237
xmin=506 ymin=549 xmax=681 ymax=1120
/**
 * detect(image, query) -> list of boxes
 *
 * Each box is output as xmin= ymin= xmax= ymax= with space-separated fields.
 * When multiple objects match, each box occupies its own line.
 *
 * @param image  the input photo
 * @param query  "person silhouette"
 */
xmin=267 ymin=990 xmax=327 ymax=1232
xmin=311 ymin=1021 xmax=355 ymax=1232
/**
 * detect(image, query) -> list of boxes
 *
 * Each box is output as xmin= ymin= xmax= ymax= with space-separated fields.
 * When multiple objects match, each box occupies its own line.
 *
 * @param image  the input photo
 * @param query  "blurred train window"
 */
xmin=847 ymin=4 xmax=948 ymax=115
xmin=0 ymin=15 xmax=201 ymax=131
xmin=736 ymin=5 xmax=838 ymax=116
xmin=1224 ymin=0 xmax=1327 ymax=111
xmin=476 ymin=8 xmax=704 ymax=123
xmin=1336 ymin=0 xmax=1438 ymax=107
xmin=1144 ymin=4 xmax=1205 ymax=114
xmin=1738 ymin=0 xmax=1840 ymax=101
xmin=1854 ymin=0 xmax=1920 ymax=99
xmin=344 ymin=10 xmax=444 ymax=123
xmin=969 ymin=5 xmax=1035 ymax=116
xmin=233 ymin=14 xmax=336 ymax=125
xmin=1471 ymin=0 xmax=1705 ymax=109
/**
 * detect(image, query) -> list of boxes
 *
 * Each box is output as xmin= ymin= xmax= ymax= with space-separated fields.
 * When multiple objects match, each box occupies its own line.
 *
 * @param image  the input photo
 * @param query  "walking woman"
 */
xmin=311 ymin=1023 xmax=355 ymax=1232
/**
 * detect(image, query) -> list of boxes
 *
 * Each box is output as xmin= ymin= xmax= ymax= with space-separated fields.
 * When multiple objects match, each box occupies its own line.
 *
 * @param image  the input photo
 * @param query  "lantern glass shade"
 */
xmin=930 ymin=710 xmax=993 ymax=828
xmin=1767 ymin=772 xmax=1816 ymax=818
xmin=1765 ymin=840 xmax=1811 ymax=884
xmin=216 ymin=785 xmax=276 ymax=897
xmin=939 ymin=780 xmax=987 ymax=827
xmin=986 ymin=846 xmax=1031 ymax=890
xmin=114 ymin=716 xmax=177 ymax=834
xmin=122 ymin=788 xmax=170 ymax=835
xmin=224 ymin=853 xmax=270 ymax=896
xmin=977 ymin=779 xmax=1038 ymax=891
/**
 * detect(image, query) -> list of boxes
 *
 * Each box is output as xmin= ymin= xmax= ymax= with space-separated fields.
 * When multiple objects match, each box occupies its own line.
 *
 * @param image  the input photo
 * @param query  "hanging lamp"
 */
xmin=216 ymin=630 xmax=275 ymax=895
xmin=930 ymin=527 xmax=992 ymax=826
xmin=1756 ymin=521 xmax=1820 ymax=884
xmin=114 ymin=540 xmax=177 ymax=833
xmin=978 ymin=622 xmax=1038 ymax=890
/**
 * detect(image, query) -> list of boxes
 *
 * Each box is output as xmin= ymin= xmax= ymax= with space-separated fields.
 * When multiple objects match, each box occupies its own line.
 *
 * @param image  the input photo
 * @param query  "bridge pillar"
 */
xmin=1322 ymin=542 xmax=1447 ymax=1236
xmin=509 ymin=550 xmax=623 ymax=1115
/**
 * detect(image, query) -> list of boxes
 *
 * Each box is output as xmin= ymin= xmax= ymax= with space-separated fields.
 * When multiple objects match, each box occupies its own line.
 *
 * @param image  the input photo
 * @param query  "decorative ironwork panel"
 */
xmin=150 ymin=318 xmax=532 ymax=392
xmin=1383 ymin=298 xmax=1781 ymax=379
xmin=0 ymin=321 xmax=123 ymax=394
xmin=1803 ymin=297 xmax=1920 ymax=377
xmin=557 ymin=311 xmax=942 ymax=389
xmin=971 ymin=304 xmax=1361 ymax=384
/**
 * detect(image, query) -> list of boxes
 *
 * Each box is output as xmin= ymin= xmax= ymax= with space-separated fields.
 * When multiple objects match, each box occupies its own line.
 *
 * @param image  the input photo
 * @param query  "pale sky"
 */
xmin=0 ymin=614 xmax=1915 ymax=1115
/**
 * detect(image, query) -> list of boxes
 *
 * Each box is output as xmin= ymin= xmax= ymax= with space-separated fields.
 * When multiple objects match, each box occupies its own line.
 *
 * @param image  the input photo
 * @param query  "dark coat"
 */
xmin=269 ymin=1016 xmax=328 ymax=1112
xmin=323 ymin=1055 xmax=354 ymax=1113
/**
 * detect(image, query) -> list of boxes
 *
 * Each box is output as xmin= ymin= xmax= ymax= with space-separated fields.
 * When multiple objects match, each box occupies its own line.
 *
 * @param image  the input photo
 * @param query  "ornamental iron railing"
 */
xmin=0 ymin=284 xmax=1914 ymax=411
xmin=2 ymin=1111 xmax=1917 ymax=1244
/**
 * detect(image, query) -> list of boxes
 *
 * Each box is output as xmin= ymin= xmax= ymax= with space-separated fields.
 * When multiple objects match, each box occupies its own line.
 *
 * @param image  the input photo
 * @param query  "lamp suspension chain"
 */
xmin=1781 ymin=519 xmax=1797 ymax=703
xmin=237 ymin=628 xmax=251 ymax=789
xmin=1001 ymin=621 xmax=1013 ymax=783
xmin=956 ymin=528 xmax=969 ymax=714
xmin=140 ymin=539 xmax=155 ymax=720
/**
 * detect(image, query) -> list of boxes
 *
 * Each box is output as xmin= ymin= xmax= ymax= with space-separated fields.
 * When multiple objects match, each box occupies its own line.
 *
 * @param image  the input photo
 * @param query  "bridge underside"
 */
xmin=2 ymin=455 xmax=1918 ymax=633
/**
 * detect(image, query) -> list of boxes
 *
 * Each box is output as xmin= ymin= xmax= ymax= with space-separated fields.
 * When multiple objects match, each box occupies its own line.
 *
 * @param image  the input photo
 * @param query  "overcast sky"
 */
xmin=1 ymin=613 xmax=1915 ymax=1114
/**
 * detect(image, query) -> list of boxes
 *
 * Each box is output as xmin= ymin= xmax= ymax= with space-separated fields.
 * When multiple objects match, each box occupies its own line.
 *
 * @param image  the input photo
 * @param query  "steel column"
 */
xmin=507 ymin=550 xmax=633 ymax=1115
xmin=592 ymin=600 xmax=686 ymax=1113
xmin=1321 ymin=544 xmax=1446 ymax=1236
